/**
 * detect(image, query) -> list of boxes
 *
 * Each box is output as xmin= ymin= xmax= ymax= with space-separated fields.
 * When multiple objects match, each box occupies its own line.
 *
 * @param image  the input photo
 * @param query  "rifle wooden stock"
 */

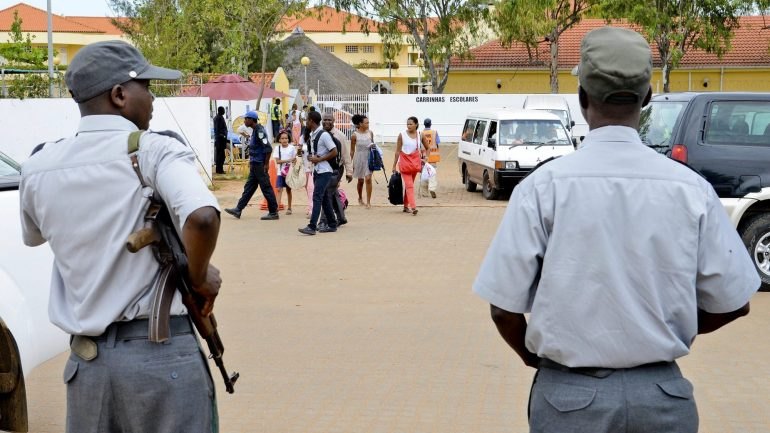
xmin=126 ymin=226 xmax=161 ymax=253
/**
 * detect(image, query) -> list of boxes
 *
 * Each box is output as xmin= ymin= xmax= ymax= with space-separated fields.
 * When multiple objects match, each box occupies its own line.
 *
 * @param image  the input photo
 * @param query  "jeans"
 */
xmin=309 ymin=171 xmax=337 ymax=230
xmin=320 ymin=170 xmax=346 ymax=224
xmin=236 ymin=162 xmax=278 ymax=213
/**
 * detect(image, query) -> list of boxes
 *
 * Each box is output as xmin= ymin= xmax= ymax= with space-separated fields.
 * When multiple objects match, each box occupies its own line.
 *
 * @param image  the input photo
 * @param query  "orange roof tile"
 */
xmin=282 ymin=6 xmax=380 ymax=33
xmin=0 ymin=3 xmax=102 ymax=33
xmin=453 ymin=17 xmax=770 ymax=69
xmin=65 ymin=16 xmax=125 ymax=35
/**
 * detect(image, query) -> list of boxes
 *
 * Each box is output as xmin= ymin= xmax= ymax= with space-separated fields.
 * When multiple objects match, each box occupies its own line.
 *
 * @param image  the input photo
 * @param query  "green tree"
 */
xmin=597 ymin=0 xmax=743 ymax=92
xmin=0 ymin=10 xmax=55 ymax=98
xmin=492 ymin=0 xmax=594 ymax=93
xmin=329 ymin=0 xmax=489 ymax=94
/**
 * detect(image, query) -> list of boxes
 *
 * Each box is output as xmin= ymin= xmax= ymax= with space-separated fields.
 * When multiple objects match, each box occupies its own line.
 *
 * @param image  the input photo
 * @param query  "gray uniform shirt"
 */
xmin=20 ymin=115 xmax=220 ymax=336
xmin=473 ymin=125 xmax=759 ymax=368
xmin=310 ymin=126 xmax=336 ymax=174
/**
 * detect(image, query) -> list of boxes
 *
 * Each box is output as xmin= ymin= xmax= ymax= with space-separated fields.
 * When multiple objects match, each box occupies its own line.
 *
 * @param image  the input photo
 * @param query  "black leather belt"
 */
xmin=91 ymin=316 xmax=193 ymax=342
xmin=539 ymin=358 xmax=672 ymax=379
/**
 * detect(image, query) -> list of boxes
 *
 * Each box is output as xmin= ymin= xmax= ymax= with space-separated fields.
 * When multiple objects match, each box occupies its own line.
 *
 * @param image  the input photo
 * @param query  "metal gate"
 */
xmin=314 ymin=93 xmax=369 ymax=140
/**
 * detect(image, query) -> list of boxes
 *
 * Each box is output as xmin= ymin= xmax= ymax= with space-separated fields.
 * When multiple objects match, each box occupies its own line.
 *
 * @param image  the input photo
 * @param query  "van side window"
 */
xmin=462 ymin=119 xmax=477 ymax=142
xmin=706 ymin=101 xmax=770 ymax=146
xmin=488 ymin=121 xmax=498 ymax=145
xmin=473 ymin=120 xmax=487 ymax=145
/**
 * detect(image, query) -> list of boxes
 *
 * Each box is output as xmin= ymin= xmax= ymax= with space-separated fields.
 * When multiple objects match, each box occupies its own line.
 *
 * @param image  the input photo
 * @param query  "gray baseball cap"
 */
xmin=578 ymin=27 xmax=652 ymax=104
xmin=65 ymin=40 xmax=182 ymax=103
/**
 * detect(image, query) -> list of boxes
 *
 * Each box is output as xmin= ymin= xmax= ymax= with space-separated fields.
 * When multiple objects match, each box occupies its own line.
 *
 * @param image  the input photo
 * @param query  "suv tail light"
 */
xmin=671 ymin=144 xmax=688 ymax=163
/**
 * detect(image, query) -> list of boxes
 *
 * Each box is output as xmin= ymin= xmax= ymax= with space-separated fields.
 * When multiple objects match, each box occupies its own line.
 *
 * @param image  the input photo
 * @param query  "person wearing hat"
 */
xmin=420 ymin=117 xmax=440 ymax=198
xmin=225 ymin=110 xmax=280 ymax=220
xmin=473 ymin=27 xmax=758 ymax=433
xmin=19 ymin=40 xmax=222 ymax=432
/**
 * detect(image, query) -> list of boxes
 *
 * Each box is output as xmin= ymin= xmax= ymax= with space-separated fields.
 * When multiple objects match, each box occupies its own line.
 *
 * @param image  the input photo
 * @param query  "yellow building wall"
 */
xmin=445 ymin=68 xmax=770 ymax=94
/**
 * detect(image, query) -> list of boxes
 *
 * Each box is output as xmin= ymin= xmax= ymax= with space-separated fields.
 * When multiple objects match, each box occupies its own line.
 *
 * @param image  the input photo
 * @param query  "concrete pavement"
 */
xmin=23 ymin=145 xmax=770 ymax=432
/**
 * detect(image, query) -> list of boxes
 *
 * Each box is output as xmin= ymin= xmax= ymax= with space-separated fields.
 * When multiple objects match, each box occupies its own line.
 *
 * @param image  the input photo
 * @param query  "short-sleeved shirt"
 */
xmin=473 ymin=125 xmax=759 ymax=368
xmin=309 ymin=126 xmax=335 ymax=174
xmin=273 ymin=144 xmax=297 ymax=174
xmin=19 ymin=115 xmax=220 ymax=336
xmin=248 ymin=124 xmax=271 ymax=163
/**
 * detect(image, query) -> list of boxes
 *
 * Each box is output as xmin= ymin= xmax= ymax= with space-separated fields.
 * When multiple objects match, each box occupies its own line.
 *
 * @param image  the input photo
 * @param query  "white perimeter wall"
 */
xmin=368 ymin=94 xmax=588 ymax=143
xmin=0 ymin=97 xmax=214 ymax=184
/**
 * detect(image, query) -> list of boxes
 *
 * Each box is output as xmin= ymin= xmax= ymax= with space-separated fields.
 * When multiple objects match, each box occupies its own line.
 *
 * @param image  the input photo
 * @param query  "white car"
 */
xmin=0 ymin=150 xmax=68 ymax=430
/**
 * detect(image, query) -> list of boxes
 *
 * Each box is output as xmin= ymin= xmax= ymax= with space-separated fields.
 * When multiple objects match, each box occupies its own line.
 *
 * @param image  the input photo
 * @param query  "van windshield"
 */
xmin=495 ymin=120 xmax=571 ymax=146
xmin=543 ymin=109 xmax=569 ymax=127
xmin=639 ymin=101 xmax=686 ymax=148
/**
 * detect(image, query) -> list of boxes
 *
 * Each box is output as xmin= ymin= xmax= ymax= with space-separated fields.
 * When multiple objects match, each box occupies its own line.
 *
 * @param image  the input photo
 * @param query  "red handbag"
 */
xmin=398 ymin=150 xmax=422 ymax=174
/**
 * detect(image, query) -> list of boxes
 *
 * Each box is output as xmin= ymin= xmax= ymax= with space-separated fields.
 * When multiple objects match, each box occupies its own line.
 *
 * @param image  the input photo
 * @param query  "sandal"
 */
xmin=365 ymin=204 xmax=371 ymax=209
xmin=358 ymin=198 xmax=365 ymax=206
xmin=287 ymin=209 xmax=292 ymax=215
xmin=403 ymin=207 xmax=409 ymax=213
xmin=412 ymin=208 xmax=418 ymax=215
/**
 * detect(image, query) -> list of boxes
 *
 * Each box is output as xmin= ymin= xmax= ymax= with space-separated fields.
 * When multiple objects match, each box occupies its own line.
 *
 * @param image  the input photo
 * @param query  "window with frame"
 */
xmin=473 ymin=121 xmax=488 ymax=145
xmin=345 ymin=45 xmax=359 ymax=53
xmin=362 ymin=46 xmax=374 ymax=53
xmin=462 ymin=119 xmax=477 ymax=142
xmin=705 ymin=101 xmax=770 ymax=146
xmin=322 ymin=46 xmax=335 ymax=53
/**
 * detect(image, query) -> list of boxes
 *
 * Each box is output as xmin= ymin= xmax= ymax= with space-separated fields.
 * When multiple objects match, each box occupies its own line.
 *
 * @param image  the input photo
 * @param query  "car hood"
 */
xmin=496 ymin=144 xmax=574 ymax=167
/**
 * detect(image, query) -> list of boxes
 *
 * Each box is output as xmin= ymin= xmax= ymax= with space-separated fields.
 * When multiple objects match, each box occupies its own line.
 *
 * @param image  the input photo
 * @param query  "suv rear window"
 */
xmin=639 ymin=101 xmax=686 ymax=148
xmin=705 ymin=101 xmax=770 ymax=146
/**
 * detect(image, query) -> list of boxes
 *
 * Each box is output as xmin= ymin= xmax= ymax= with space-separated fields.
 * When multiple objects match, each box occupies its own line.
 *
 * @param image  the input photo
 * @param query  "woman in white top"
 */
xmin=393 ymin=116 xmax=429 ymax=215
xmin=350 ymin=114 xmax=376 ymax=209
xmin=274 ymin=131 xmax=297 ymax=214
xmin=290 ymin=103 xmax=302 ymax=144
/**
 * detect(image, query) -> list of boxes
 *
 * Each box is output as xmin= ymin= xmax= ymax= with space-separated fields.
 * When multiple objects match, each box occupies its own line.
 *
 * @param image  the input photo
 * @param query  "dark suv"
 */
xmin=639 ymin=92 xmax=770 ymax=291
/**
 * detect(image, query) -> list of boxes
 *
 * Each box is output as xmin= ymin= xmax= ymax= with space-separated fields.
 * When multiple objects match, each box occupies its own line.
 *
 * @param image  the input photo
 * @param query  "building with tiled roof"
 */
xmin=281 ymin=6 xmax=438 ymax=94
xmin=0 ymin=3 xmax=126 ymax=66
xmin=445 ymin=17 xmax=770 ymax=93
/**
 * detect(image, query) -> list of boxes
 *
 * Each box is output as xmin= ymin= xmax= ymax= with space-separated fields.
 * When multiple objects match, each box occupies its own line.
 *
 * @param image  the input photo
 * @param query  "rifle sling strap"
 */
xmin=127 ymin=130 xmax=174 ymax=343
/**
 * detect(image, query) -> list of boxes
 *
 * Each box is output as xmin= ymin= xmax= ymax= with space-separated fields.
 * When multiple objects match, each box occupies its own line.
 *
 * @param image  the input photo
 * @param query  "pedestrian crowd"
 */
xmin=219 ymin=106 xmax=442 ymax=235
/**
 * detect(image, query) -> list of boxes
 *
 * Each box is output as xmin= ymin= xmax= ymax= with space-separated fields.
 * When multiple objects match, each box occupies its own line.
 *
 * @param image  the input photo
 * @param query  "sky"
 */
xmin=0 ymin=0 xmax=116 ymax=17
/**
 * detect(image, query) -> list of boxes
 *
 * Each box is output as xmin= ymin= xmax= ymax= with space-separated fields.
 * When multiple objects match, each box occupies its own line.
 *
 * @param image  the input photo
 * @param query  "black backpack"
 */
xmin=310 ymin=130 xmax=343 ymax=172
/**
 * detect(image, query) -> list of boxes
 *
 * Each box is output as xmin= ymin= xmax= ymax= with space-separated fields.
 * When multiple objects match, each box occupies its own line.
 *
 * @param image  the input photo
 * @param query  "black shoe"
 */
xmin=224 ymin=208 xmax=241 ymax=219
xmin=317 ymin=222 xmax=329 ymax=231
xmin=318 ymin=225 xmax=337 ymax=233
xmin=215 ymin=170 xmax=226 ymax=175
xmin=298 ymin=226 xmax=316 ymax=235
xmin=261 ymin=212 xmax=279 ymax=220
xmin=430 ymin=191 xmax=436 ymax=199
xmin=338 ymin=219 xmax=348 ymax=226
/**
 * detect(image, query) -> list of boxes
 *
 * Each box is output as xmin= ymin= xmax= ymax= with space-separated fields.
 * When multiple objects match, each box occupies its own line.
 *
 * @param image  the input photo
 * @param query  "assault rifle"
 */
xmin=125 ymin=131 xmax=238 ymax=394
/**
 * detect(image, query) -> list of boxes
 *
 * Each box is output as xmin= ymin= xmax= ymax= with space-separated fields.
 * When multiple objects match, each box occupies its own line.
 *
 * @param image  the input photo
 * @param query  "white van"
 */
xmin=458 ymin=109 xmax=575 ymax=199
xmin=523 ymin=95 xmax=576 ymax=131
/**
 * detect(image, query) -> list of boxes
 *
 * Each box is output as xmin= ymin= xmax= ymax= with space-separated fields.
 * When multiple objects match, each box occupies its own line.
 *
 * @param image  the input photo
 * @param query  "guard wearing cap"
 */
xmin=19 ymin=40 xmax=222 ymax=432
xmin=473 ymin=27 xmax=759 ymax=433
xmin=225 ymin=110 xmax=280 ymax=220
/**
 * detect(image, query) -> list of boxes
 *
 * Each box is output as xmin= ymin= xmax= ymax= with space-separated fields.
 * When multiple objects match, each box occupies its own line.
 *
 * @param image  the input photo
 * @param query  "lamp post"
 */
xmin=416 ymin=57 xmax=424 ymax=94
xmin=301 ymin=56 xmax=310 ymax=101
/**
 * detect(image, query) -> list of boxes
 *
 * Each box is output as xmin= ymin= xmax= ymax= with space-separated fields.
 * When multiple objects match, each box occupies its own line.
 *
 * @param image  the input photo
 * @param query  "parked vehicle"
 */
xmin=458 ymin=109 xmax=575 ymax=200
xmin=639 ymin=92 xmax=770 ymax=291
xmin=0 ymin=150 xmax=68 ymax=430
xmin=523 ymin=94 xmax=576 ymax=131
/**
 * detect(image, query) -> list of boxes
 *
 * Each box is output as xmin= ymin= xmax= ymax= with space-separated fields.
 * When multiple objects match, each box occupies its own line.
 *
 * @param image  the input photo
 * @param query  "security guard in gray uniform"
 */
xmin=473 ymin=27 xmax=759 ymax=433
xmin=19 ymin=41 xmax=222 ymax=432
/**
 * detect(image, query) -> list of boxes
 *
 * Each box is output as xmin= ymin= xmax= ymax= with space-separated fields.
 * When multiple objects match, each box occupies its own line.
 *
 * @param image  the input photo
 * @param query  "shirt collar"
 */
xmin=77 ymin=115 xmax=139 ymax=133
xmin=579 ymin=125 xmax=644 ymax=150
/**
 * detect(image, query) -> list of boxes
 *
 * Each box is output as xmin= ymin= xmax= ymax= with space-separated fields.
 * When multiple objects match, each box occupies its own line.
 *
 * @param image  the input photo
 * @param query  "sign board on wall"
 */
xmin=0 ymin=97 xmax=214 ymax=184
xmin=368 ymin=94 xmax=587 ymax=143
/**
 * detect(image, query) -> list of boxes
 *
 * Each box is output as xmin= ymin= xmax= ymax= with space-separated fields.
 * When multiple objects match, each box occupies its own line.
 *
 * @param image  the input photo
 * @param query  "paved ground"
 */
xmin=24 ymin=145 xmax=770 ymax=433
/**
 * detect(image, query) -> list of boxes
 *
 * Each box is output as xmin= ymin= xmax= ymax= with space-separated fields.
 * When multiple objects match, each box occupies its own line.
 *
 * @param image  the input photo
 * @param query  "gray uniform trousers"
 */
xmin=64 ymin=319 xmax=217 ymax=433
xmin=529 ymin=361 xmax=697 ymax=433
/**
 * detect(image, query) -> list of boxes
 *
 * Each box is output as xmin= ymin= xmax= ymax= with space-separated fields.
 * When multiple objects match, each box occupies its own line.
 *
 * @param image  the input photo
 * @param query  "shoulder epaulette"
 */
xmin=149 ymin=130 xmax=188 ymax=146
xmin=29 ymin=138 xmax=64 ymax=157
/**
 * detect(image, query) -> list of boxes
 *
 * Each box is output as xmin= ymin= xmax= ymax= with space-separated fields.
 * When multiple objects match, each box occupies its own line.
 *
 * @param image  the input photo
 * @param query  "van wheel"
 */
xmin=464 ymin=167 xmax=477 ymax=192
xmin=482 ymin=171 xmax=499 ymax=200
xmin=740 ymin=213 xmax=770 ymax=292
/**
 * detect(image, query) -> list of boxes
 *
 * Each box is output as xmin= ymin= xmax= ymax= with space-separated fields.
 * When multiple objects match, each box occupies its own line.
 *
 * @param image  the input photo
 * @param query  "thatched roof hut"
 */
xmin=280 ymin=28 xmax=373 ymax=95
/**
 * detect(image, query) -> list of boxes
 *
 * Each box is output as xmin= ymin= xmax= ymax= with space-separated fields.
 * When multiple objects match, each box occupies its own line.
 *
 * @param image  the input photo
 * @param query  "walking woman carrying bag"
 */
xmin=392 ymin=116 xmax=429 ymax=215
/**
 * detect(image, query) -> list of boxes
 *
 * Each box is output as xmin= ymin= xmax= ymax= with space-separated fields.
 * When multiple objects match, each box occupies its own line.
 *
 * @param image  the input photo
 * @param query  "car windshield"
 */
xmin=0 ymin=151 xmax=21 ymax=189
xmin=496 ymin=120 xmax=571 ymax=146
xmin=543 ymin=109 xmax=569 ymax=127
xmin=639 ymin=101 xmax=687 ymax=148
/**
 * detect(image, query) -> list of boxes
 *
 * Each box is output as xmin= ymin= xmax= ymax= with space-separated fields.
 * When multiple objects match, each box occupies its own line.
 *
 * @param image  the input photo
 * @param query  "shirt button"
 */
xmin=171 ymin=371 xmax=179 ymax=379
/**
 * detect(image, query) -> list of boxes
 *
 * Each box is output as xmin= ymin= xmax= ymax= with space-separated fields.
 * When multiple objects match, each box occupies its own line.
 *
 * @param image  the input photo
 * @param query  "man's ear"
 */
xmin=578 ymin=86 xmax=589 ymax=110
xmin=642 ymin=87 xmax=652 ymax=107
xmin=109 ymin=84 xmax=127 ymax=109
